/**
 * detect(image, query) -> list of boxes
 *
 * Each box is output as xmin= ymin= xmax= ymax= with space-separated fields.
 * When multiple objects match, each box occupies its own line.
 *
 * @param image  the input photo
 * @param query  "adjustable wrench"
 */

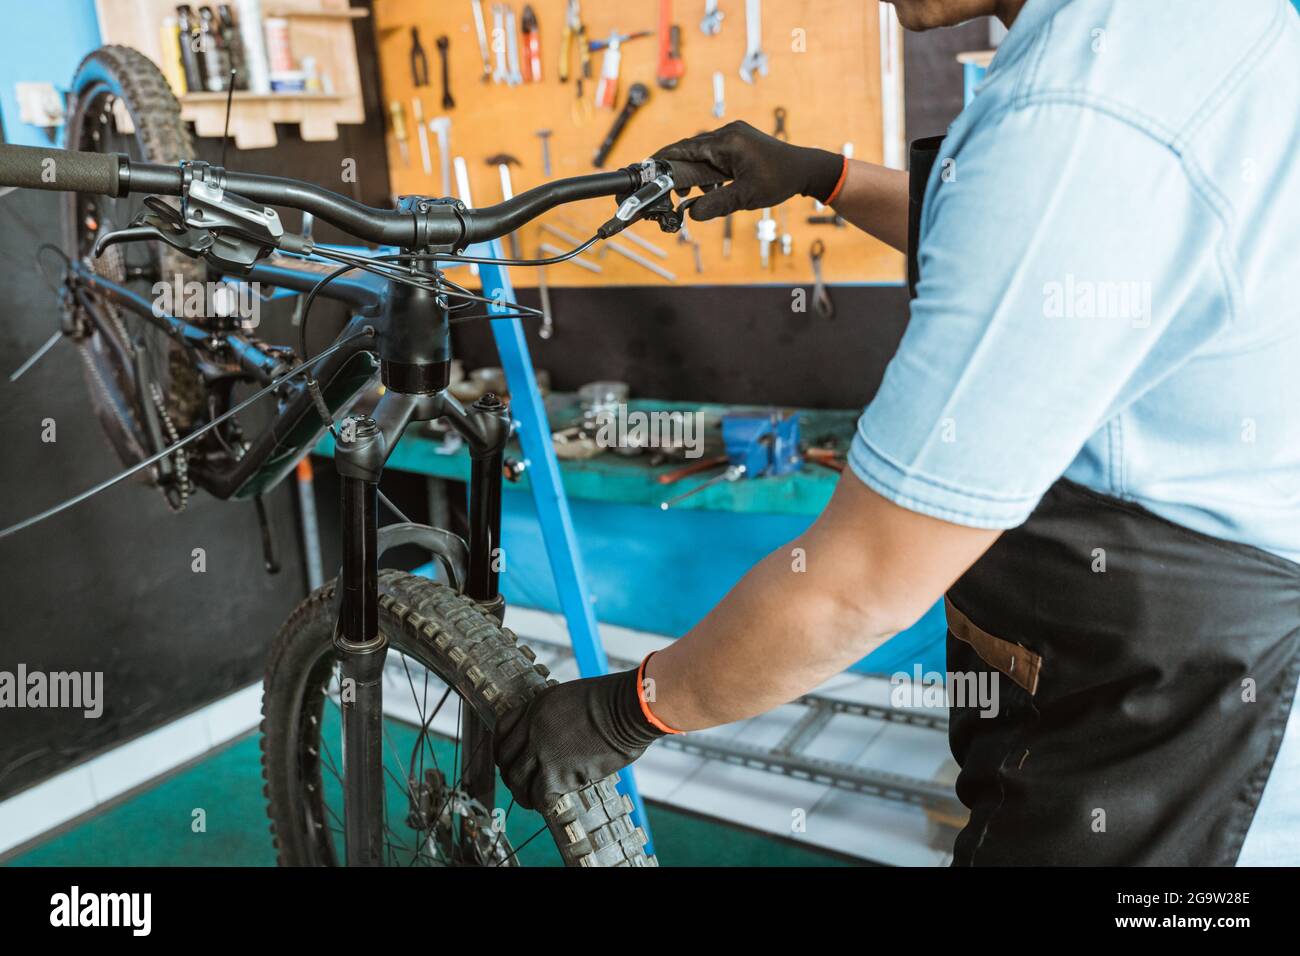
xmin=471 ymin=0 xmax=493 ymax=82
xmin=739 ymin=0 xmax=768 ymax=84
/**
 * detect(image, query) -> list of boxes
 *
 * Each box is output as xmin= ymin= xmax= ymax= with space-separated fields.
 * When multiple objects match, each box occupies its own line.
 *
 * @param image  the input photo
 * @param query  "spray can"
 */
xmin=235 ymin=0 xmax=272 ymax=94
xmin=217 ymin=4 xmax=249 ymax=90
xmin=175 ymin=5 xmax=207 ymax=93
xmin=199 ymin=6 xmax=231 ymax=91
xmin=158 ymin=16 xmax=188 ymax=95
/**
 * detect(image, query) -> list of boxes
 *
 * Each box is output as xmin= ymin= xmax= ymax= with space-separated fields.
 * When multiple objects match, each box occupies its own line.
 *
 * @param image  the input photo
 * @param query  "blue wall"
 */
xmin=494 ymin=490 xmax=950 ymax=676
xmin=0 ymin=1 xmax=100 ymax=146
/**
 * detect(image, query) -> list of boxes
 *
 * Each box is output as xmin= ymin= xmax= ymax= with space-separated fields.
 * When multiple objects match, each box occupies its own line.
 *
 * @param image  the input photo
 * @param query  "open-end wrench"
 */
xmin=739 ymin=0 xmax=768 ymax=84
xmin=701 ymin=0 xmax=723 ymax=35
xmin=505 ymin=6 xmax=524 ymax=86
xmin=471 ymin=0 xmax=493 ymax=81
xmin=491 ymin=5 xmax=509 ymax=84
xmin=436 ymin=35 xmax=455 ymax=109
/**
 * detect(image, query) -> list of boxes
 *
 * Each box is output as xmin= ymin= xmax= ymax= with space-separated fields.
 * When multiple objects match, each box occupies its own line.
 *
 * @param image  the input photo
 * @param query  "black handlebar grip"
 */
xmin=665 ymin=159 xmax=729 ymax=191
xmin=0 ymin=144 xmax=122 ymax=196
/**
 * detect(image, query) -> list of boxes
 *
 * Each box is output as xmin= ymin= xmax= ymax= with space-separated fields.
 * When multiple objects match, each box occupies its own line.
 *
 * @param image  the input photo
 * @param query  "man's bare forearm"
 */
xmin=643 ymin=542 xmax=898 ymax=731
xmin=642 ymin=474 xmax=1000 ymax=732
xmin=831 ymin=159 xmax=910 ymax=253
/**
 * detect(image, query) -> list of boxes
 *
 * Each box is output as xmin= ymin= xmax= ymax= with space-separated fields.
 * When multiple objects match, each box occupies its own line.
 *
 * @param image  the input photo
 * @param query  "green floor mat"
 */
xmin=7 ymin=726 xmax=849 ymax=867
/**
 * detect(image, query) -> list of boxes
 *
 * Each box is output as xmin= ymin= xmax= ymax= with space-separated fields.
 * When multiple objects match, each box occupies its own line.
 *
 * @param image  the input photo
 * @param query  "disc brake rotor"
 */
xmin=408 ymin=767 xmax=518 ymax=867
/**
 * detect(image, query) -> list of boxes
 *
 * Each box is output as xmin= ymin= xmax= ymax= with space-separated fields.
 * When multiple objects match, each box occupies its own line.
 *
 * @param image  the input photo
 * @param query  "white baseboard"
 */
xmin=0 ymin=683 xmax=263 ymax=858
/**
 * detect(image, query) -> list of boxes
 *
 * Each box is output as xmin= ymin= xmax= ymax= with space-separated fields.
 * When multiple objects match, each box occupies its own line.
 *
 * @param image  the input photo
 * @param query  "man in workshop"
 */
xmin=495 ymin=0 xmax=1300 ymax=865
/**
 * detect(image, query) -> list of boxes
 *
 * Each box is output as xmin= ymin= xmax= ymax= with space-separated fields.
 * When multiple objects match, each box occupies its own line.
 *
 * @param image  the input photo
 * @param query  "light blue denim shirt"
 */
xmin=850 ymin=0 xmax=1300 ymax=865
xmin=850 ymin=0 xmax=1300 ymax=567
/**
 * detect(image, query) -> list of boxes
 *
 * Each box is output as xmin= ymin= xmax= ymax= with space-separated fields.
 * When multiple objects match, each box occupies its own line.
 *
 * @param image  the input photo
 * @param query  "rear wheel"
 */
xmin=260 ymin=570 xmax=657 ymax=867
xmin=61 ymin=45 xmax=205 ymax=510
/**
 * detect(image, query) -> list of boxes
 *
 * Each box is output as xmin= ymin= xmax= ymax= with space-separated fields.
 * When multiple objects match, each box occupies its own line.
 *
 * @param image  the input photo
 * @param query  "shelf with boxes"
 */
xmin=94 ymin=0 xmax=368 ymax=148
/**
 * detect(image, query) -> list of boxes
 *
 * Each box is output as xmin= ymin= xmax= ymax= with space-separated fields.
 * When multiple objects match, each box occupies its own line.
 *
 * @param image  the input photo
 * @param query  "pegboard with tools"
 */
xmin=374 ymin=0 xmax=905 ymax=288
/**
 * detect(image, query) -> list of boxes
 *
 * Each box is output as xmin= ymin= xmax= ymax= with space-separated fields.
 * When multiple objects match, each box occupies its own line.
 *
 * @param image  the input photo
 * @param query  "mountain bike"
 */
xmin=0 ymin=46 xmax=722 ymax=867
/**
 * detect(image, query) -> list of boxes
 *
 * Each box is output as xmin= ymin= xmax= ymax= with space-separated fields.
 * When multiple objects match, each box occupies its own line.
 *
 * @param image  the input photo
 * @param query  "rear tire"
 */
xmin=260 ymin=570 xmax=657 ymax=867
xmin=61 ymin=45 xmax=205 ymax=507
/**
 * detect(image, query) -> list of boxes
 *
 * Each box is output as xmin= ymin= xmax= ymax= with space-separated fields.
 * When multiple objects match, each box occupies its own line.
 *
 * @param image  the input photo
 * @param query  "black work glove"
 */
xmin=494 ymin=662 xmax=670 ymax=812
xmin=654 ymin=121 xmax=845 ymax=221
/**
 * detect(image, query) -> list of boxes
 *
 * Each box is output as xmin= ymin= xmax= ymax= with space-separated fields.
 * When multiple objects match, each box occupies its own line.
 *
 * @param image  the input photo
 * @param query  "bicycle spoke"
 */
xmin=495 ymin=823 xmax=549 ymax=867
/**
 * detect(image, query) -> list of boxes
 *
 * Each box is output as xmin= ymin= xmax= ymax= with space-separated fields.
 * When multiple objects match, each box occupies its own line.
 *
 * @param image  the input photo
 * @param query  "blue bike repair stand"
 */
xmin=471 ymin=241 xmax=656 ymax=855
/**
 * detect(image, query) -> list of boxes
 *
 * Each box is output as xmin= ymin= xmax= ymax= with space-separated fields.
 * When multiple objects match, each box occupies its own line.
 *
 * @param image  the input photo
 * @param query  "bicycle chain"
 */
xmin=150 ymin=381 xmax=192 ymax=513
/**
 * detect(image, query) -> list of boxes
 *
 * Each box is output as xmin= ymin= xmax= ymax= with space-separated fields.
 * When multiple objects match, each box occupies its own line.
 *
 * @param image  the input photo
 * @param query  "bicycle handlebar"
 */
xmin=0 ymin=142 xmax=725 ymax=250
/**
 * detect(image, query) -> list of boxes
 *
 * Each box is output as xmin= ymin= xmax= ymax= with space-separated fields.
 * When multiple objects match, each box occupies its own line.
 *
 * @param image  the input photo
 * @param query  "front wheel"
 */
xmin=260 ymin=570 xmax=656 ymax=867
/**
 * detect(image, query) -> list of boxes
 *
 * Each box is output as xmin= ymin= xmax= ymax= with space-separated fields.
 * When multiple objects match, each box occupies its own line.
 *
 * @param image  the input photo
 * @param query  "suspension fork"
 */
xmin=332 ymin=385 xmax=511 ymax=864
xmin=333 ymin=415 xmax=388 ymax=866
xmin=445 ymin=393 xmax=512 ymax=850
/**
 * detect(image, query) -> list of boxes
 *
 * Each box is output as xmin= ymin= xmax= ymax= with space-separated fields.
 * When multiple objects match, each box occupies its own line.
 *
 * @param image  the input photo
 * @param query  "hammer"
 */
xmin=486 ymin=153 xmax=522 ymax=257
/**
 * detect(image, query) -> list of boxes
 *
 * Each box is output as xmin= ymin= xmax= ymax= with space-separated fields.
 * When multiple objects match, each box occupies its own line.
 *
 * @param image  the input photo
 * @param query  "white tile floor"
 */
xmin=0 ymin=613 xmax=960 ymax=866
xmin=503 ymin=606 xmax=959 ymax=866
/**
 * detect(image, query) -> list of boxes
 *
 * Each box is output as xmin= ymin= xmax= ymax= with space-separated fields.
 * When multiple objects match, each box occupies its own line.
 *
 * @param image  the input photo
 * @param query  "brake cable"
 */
xmin=0 ymin=327 xmax=377 ymax=541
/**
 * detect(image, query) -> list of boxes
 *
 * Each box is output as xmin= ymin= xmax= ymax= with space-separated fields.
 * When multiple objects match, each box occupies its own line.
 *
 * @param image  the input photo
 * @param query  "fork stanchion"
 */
xmin=335 ymin=419 xmax=389 ymax=866
xmin=475 ymin=244 xmax=656 ymax=856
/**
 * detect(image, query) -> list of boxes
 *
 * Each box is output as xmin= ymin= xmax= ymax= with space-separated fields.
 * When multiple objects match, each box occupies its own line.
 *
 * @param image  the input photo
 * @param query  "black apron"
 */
xmin=907 ymin=136 xmax=1300 ymax=866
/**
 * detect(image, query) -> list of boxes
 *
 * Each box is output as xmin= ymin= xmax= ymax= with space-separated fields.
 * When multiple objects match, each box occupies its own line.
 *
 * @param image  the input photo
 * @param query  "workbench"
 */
xmin=317 ymin=395 xmax=857 ymax=516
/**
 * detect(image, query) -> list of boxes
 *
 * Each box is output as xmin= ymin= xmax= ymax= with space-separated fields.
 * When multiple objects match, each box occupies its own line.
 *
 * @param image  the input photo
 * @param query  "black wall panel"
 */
xmin=0 ymin=4 xmax=392 ymax=799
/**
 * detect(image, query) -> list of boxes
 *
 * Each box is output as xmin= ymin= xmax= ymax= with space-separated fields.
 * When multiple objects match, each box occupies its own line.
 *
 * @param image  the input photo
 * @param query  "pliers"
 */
xmin=410 ymin=26 xmax=430 ymax=87
xmin=559 ymin=1 xmax=579 ymax=81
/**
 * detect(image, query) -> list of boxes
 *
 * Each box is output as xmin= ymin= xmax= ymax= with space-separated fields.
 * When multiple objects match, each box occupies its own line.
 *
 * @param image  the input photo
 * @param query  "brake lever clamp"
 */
xmin=93 ymin=161 xmax=303 ymax=275
xmin=600 ymin=159 xmax=710 ymax=238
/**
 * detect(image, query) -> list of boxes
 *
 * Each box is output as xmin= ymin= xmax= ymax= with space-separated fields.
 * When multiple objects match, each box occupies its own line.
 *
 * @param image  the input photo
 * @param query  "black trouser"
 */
xmin=945 ymin=479 xmax=1300 ymax=865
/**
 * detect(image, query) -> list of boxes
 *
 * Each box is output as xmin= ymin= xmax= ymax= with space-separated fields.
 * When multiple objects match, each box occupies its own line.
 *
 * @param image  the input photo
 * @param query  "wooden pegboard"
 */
xmin=374 ymin=0 xmax=904 ymax=287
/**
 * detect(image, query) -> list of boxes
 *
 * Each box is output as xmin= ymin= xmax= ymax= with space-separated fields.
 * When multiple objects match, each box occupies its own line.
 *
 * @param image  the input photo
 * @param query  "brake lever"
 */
xmin=598 ymin=162 xmax=719 ymax=238
xmin=91 ymin=163 xmax=308 ymax=274
xmin=92 ymin=218 xmax=215 ymax=260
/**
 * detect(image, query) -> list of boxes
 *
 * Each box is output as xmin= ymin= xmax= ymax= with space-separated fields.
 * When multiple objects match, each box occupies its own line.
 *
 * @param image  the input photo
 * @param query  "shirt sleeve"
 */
xmin=849 ymin=101 xmax=1232 ymax=529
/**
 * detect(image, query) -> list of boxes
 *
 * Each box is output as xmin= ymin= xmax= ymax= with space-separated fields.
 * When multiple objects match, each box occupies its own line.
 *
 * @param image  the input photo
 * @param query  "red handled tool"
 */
xmin=656 ymin=0 xmax=685 ymax=89
xmin=521 ymin=5 xmax=543 ymax=83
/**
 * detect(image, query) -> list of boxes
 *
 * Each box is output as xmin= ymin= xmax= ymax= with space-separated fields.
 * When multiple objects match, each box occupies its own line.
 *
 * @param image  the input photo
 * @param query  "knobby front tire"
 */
xmin=260 ymin=570 xmax=657 ymax=867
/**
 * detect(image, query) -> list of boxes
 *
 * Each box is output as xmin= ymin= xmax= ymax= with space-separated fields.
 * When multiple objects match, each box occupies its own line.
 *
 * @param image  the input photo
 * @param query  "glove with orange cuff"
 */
xmin=654 ymin=120 xmax=848 ymax=222
xmin=494 ymin=654 xmax=680 ymax=812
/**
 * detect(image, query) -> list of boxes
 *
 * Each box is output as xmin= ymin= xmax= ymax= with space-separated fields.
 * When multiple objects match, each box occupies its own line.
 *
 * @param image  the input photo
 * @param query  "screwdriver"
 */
xmin=388 ymin=100 xmax=410 ymax=166
xmin=522 ymin=5 xmax=542 ymax=83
